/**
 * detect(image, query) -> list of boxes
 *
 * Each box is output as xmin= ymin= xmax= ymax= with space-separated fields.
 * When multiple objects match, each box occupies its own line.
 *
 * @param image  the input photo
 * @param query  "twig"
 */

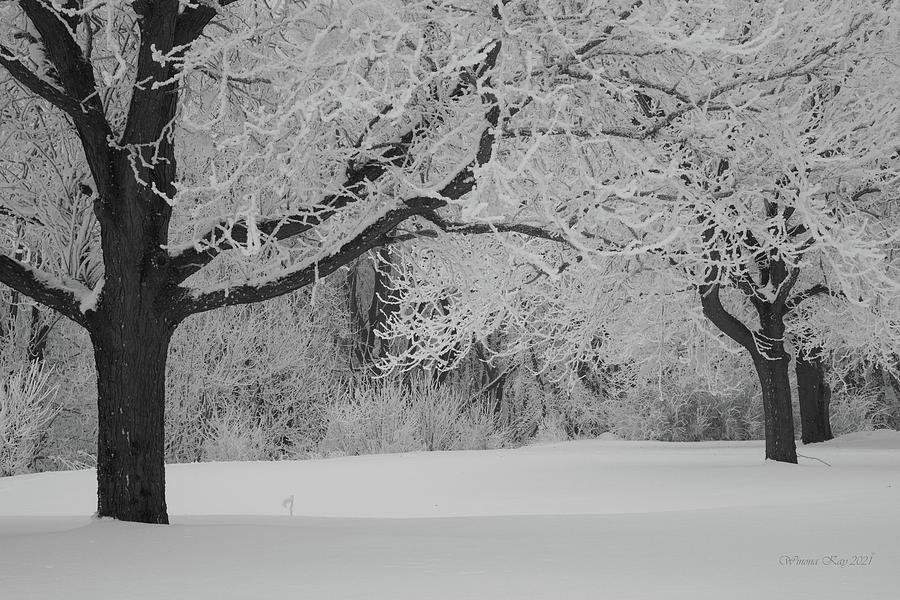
xmin=797 ymin=452 xmax=832 ymax=467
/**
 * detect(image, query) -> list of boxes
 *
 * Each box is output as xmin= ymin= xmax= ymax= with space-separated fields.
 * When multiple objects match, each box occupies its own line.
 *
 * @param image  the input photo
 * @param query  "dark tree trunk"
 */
xmin=347 ymin=256 xmax=374 ymax=369
xmin=475 ymin=338 xmax=506 ymax=413
xmin=752 ymin=353 xmax=798 ymax=463
xmin=26 ymin=305 xmax=51 ymax=364
xmin=700 ymin=275 xmax=799 ymax=463
xmin=750 ymin=306 xmax=798 ymax=463
xmin=347 ymin=248 xmax=397 ymax=374
xmin=92 ymin=311 xmax=174 ymax=524
xmin=796 ymin=350 xmax=833 ymax=444
xmin=89 ymin=141 xmax=177 ymax=523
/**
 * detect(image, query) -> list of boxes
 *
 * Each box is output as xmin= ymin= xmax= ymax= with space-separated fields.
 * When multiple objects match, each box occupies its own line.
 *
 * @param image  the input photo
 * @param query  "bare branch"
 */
xmin=852 ymin=187 xmax=880 ymax=203
xmin=121 ymin=0 xmax=180 ymax=147
xmin=572 ymin=1 xmax=645 ymax=58
xmin=617 ymin=74 xmax=693 ymax=105
xmin=773 ymin=266 xmax=801 ymax=309
xmin=0 ymin=204 xmax=44 ymax=227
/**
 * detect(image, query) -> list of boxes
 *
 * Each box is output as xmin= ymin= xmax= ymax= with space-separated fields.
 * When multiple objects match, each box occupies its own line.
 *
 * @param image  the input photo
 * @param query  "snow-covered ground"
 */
xmin=2 ymin=432 xmax=899 ymax=599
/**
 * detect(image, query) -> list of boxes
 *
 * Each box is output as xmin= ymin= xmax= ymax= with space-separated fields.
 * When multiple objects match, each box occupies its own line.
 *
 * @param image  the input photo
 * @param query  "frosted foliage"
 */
xmin=0 ymin=81 xmax=101 ymax=289
xmin=0 ymin=1 xmax=892 ymax=303
xmin=786 ymin=283 xmax=900 ymax=375
xmin=368 ymin=0 xmax=899 ymax=382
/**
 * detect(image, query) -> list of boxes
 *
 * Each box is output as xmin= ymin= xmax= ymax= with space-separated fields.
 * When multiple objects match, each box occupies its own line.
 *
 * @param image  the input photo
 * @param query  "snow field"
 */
xmin=1 ymin=432 xmax=899 ymax=599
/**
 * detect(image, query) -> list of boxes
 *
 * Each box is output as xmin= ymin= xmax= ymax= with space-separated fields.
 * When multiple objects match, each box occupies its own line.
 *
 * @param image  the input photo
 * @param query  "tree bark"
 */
xmin=92 ymin=313 xmax=174 ymax=524
xmin=752 ymin=353 xmax=798 ymax=463
xmin=751 ymin=307 xmax=798 ymax=463
xmin=88 ymin=138 xmax=177 ymax=523
xmin=475 ymin=338 xmax=506 ymax=413
xmin=796 ymin=350 xmax=833 ymax=444
xmin=26 ymin=305 xmax=51 ymax=364
xmin=347 ymin=248 xmax=397 ymax=373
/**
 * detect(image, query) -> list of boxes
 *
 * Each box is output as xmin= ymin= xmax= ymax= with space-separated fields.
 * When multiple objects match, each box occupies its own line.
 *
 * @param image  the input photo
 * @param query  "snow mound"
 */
xmin=816 ymin=429 xmax=900 ymax=449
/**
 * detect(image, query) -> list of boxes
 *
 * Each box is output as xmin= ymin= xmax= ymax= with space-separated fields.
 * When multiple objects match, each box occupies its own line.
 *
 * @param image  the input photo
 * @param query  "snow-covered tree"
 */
xmin=623 ymin=5 xmax=899 ymax=461
xmin=0 ymin=0 xmax=530 ymax=523
xmin=374 ymin=0 xmax=900 ymax=462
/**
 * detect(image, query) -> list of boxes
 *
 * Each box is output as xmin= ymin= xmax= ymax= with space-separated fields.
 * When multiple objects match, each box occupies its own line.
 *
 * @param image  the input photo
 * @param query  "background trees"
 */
xmin=371 ymin=0 xmax=900 ymax=462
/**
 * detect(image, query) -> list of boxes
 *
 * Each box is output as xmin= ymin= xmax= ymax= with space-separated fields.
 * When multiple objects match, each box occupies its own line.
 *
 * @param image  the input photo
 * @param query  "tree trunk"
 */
xmin=749 ymin=304 xmax=798 ymax=462
xmin=700 ymin=286 xmax=800 ymax=463
xmin=26 ymin=305 xmax=51 ymax=364
xmin=91 ymin=303 xmax=174 ymax=524
xmin=92 ymin=319 xmax=172 ymax=523
xmin=85 ymin=86 xmax=178 ymax=522
xmin=347 ymin=248 xmax=397 ymax=374
xmin=752 ymin=353 xmax=798 ymax=463
xmin=796 ymin=350 xmax=833 ymax=444
xmin=475 ymin=338 xmax=506 ymax=413
xmin=877 ymin=365 xmax=900 ymax=430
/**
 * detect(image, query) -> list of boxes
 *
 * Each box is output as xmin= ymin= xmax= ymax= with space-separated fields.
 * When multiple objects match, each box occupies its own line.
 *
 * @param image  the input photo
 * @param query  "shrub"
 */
xmin=604 ymin=381 xmax=763 ymax=442
xmin=200 ymin=405 xmax=270 ymax=462
xmin=454 ymin=401 xmax=508 ymax=450
xmin=164 ymin=286 xmax=345 ymax=462
xmin=0 ymin=363 xmax=61 ymax=476
xmin=319 ymin=375 xmax=510 ymax=456
xmin=319 ymin=377 xmax=419 ymax=456
xmin=828 ymin=384 xmax=878 ymax=435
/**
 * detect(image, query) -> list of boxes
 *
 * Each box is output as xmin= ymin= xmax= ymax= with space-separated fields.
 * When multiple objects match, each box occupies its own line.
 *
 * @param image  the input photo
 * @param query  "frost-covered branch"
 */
xmin=170 ymin=199 xmax=442 ymax=317
xmin=174 ymin=0 xmax=241 ymax=48
xmin=0 ymin=44 xmax=86 ymax=116
xmin=416 ymin=209 xmax=571 ymax=246
xmin=784 ymin=283 xmax=835 ymax=315
xmin=15 ymin=0 xmax=113 ymax=196
xmin=168 ymin=129 xmax=417 ymax=283
xmin=169 ymin=24 xmax=507 ymax=285
xmin=698 ymin=282 xmax=755 ymax=353
xmin=0 ymin=252 xmax=91 ymax=327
